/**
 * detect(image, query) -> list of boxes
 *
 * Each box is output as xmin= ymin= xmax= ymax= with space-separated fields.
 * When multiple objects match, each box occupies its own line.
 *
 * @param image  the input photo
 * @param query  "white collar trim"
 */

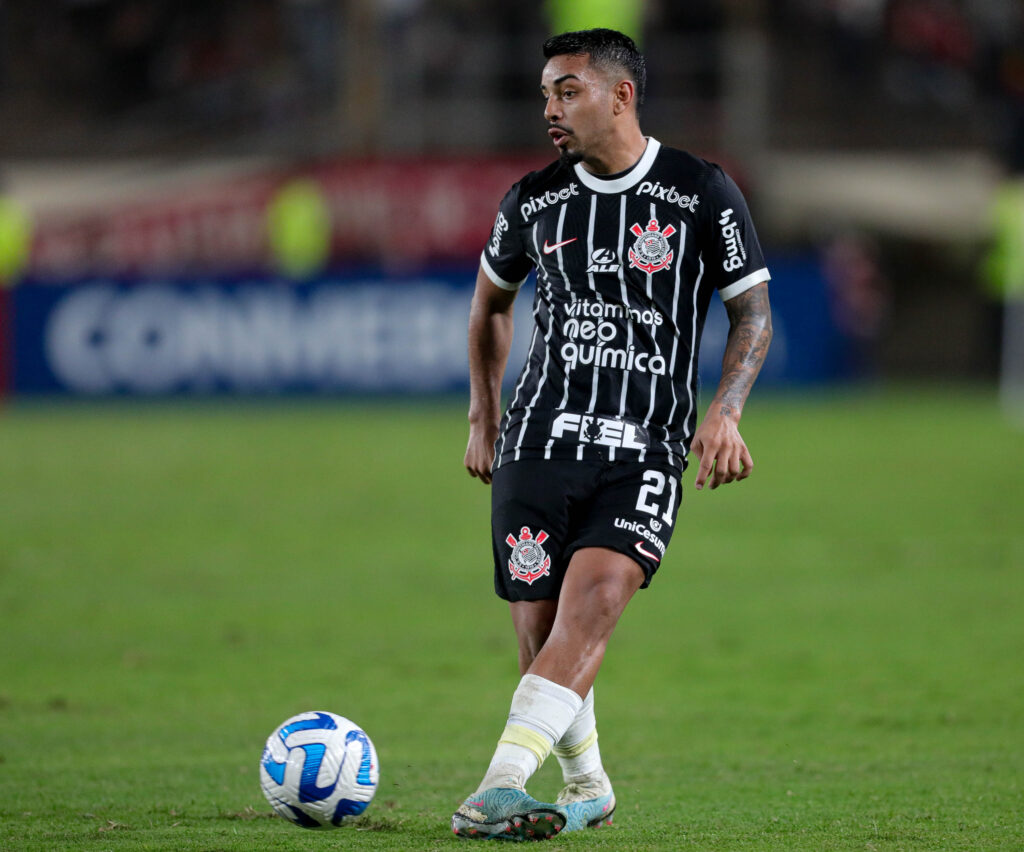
xmin=573 ymin=137 xmax=661 ymax=194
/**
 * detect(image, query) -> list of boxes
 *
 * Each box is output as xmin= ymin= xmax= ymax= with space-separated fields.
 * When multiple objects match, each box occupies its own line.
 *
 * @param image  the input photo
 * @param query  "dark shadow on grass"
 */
xmin=217 ymin=806 xmax=277 ymax=821
xmin=212 ymin=807 xmax=405 ymax=832
xmin=348 ymin=815 xmax=405 ymax=832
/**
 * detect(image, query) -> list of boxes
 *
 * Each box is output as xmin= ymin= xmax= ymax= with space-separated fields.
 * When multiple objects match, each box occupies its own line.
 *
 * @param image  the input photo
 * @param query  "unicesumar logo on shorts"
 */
xmin=506 ymin=526 xmax=551 ymax=585
xmin=628 ymin=218 xmax=676 ymax=274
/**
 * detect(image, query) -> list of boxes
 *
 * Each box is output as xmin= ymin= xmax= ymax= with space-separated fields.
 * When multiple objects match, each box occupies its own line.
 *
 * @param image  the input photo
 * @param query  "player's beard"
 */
xmin=559 ymin=147 xmax=584 ymax=167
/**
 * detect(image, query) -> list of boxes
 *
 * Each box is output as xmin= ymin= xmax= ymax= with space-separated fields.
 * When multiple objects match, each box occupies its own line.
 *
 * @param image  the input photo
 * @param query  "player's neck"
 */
xmin=578 ymin=127 xmax=649 ymax=177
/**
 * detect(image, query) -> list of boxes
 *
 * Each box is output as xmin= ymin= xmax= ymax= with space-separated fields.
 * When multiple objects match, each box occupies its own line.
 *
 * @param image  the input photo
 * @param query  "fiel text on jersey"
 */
xmin=550 ymin=412 xmax=650 ymax=449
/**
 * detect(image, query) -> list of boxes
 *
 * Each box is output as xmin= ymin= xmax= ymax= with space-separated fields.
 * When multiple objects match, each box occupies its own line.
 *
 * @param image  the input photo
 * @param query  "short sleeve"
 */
xmin=480 ymin=184 xmax=533 ymax=291
xmin=701 ymin=167 xmax=771 ymax=300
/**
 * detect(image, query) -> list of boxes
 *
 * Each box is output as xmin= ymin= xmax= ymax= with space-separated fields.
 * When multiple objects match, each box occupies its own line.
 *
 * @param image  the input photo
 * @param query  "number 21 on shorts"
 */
xmin=635 ymin=470 xmax=678 ymax=526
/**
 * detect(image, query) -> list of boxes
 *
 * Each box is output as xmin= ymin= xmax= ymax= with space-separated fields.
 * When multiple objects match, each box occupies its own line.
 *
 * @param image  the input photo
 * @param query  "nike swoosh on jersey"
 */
xmin=634 ymin=542 xmax=661 ymax=562
xmin=542 ymin=237 xmax=578 ymax=254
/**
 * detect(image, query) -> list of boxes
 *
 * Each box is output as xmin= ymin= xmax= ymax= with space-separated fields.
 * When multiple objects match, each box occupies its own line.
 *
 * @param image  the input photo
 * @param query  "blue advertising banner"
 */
xmin=10 ymin=257 xmax=845 ymax=396
xmin=12 ymin=272 xmax=507 ymax=395
xmin=698 ymin=253 xmax=849 ymax=387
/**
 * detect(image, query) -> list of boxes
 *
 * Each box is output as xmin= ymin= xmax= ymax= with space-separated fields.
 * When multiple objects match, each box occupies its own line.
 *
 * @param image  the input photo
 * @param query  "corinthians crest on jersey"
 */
xmin=506 ymin=526 xmax=551 ymax=585
xmin=628 ymin=218 xmax=676 ymax=274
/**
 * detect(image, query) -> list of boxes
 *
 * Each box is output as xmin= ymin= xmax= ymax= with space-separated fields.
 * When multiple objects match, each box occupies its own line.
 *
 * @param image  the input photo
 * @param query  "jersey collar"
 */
xmin=573 ymin=137 xmax=661 ymax=194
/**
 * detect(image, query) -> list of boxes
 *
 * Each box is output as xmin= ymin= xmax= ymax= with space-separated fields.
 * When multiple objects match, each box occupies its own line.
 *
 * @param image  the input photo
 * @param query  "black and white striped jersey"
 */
xmin=480 ymin=137 xmax=770 ymax=472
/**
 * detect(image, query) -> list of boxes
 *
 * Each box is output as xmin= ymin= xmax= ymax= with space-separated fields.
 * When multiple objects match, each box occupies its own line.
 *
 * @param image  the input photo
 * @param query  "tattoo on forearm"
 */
xmin=717 ymin=284 xmax=772 ymax=416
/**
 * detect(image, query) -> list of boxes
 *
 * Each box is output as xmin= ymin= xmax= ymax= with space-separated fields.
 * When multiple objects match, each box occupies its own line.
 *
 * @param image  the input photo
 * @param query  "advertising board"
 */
xmin=7 ymin=257 xmax=840 ymax=396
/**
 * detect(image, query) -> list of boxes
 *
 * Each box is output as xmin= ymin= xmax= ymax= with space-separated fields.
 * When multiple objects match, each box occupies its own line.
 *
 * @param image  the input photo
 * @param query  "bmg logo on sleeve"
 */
xmin=718 ymin=208 xmax=747 ymax=272
xmin=488 ymin=212 xmax=510 ymax=258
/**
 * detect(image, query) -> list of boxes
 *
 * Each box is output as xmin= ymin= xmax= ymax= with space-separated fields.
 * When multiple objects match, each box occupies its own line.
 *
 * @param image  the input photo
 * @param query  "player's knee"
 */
xmin=567 ymin=565 xmax=638 ymax=629
xmin=575 ymin=593 xmax=619 ymax=635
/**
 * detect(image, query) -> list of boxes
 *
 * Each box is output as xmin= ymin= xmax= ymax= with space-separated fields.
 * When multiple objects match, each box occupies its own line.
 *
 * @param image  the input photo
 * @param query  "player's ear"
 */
xmin=612 ymin=79 xmax=635 ymax=116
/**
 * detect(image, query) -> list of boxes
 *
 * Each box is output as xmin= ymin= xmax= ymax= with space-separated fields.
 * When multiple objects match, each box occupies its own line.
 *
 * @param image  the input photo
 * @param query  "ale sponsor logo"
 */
xmin=586 ymin=248 xmax=620 ymax=274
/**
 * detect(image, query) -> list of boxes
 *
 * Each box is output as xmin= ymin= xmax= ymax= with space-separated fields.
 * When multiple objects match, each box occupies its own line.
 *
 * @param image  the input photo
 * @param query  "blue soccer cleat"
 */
xmin=452 ymin=787 xmax=567 ymax=841
xmin=557 ymin=780 xmax=616 ymax=831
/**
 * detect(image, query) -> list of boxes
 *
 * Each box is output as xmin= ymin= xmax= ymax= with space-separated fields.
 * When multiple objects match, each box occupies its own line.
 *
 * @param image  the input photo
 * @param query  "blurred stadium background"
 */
xmin=0 ymin=0 xmax=1022 ymax=401
xmin=2 ymin=3 xmax=1024 ymax=849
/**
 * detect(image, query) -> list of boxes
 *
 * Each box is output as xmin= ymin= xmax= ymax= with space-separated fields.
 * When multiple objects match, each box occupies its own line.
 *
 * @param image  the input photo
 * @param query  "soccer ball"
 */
xmin=259 ymin=710 xmax=380 ymax=828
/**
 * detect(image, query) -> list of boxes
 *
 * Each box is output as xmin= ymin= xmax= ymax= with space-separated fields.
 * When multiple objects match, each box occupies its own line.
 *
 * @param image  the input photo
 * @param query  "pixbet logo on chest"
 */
xmin=636 ymin=181 xmax=699 ymax=212
xmin=520 ymin=183 xmax=579 ymax=220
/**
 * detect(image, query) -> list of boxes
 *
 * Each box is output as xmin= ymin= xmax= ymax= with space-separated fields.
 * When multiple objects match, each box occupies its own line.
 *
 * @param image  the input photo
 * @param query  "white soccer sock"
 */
xmin=476 ymin=674 xmax=583 ymax=793
xmin=553 ymin=687 xmax=606 ymax=784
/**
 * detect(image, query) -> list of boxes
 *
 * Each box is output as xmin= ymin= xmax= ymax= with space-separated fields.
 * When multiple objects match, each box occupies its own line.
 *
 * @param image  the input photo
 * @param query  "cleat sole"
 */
xmin=452 ymin=788 xmax=566 ymax=841
xmin=585 ymin=804 xmax=616 ymax=829
xmin=454 ymin=811 xmax=564 ymax=841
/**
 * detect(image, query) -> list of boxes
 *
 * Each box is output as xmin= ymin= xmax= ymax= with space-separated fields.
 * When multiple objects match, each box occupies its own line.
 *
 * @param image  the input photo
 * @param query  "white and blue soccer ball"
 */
xmin=259 ymin=710 xmax=380 ymax=829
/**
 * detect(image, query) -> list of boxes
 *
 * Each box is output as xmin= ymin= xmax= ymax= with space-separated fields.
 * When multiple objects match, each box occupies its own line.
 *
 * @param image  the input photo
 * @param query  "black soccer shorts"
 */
xmin=490 ymin=458 xmax=682 ymax=602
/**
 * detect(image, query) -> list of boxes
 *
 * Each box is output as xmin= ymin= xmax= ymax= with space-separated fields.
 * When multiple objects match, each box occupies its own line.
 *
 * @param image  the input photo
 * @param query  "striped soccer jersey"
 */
xmin=481 ymin=137 xmax=771 ymax=472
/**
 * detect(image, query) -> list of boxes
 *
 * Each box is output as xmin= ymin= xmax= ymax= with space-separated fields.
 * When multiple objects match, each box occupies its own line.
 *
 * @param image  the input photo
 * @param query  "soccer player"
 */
xmin=453 ymin=28 xmax=773 ymax=840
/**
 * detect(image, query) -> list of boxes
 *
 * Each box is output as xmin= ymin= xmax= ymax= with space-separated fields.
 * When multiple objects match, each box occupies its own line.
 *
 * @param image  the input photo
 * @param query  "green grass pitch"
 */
xmin=0 ymin=387 xmax=1021 ymax=851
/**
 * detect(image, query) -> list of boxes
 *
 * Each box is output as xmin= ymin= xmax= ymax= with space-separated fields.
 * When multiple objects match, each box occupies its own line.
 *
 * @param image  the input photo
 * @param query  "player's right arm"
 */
xmin=465 ymin=267 xmax=518 ymax=484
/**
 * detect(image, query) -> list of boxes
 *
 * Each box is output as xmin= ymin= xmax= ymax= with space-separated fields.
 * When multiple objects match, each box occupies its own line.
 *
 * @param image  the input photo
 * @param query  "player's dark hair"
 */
xmin=542 ymin=29 xmax=647 ymax=116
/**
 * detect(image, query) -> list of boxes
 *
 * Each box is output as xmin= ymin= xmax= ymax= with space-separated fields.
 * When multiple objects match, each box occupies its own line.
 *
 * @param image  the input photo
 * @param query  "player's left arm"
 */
xmin=692 ymin=281 xmax=772 ymax=491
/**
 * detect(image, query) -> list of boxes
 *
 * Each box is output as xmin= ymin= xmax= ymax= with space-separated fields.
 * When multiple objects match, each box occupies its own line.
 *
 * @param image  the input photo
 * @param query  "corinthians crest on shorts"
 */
xmin=506 ymin=526 xmax=551 ymax=585
xmin=628 ymin=218 xmax=676 ymax=274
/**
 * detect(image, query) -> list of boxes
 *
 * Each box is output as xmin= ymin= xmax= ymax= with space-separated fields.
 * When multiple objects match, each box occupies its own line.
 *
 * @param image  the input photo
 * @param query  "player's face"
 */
xmin=540 ymin=53 xmax=616 ymax=167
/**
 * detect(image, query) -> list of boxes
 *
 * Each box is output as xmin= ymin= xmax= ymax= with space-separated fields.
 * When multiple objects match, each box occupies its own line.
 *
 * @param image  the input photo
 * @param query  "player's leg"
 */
xmin=480 ymin=551 xmax=639 ymax=791
xmin=506 ymin=593 xmax=613 ymax=828
xmin=452 ymin=462 xmax=582 ymax=840
xmin=523 ymin=548 xmax=639 ymax=830
xmin=455 ymin=561 xmax=639 ymax=838
xmin=456 ymin=550 xmax=637 ymax=838
xmin=452 ymin=652 xmax=577 ymax=839
xmin=553 ymin=685 xmax=616 ymax=829
xmin=526 ymin=547 xmax=643 ymax=694
xmin=509 ymin=598 xmax=558 ymax=675
xmin=546 ymin=460 xmax=681 ymax=829
xmin=508 ymin=591 xmax=613 ymax=828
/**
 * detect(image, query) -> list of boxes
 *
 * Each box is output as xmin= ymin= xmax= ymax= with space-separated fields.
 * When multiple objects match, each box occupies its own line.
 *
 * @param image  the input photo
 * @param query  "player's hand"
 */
xmin=464 ymin=422 xmax=499 ymax=484
xmin=691 ymin=412 xmax=753 ymax=491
